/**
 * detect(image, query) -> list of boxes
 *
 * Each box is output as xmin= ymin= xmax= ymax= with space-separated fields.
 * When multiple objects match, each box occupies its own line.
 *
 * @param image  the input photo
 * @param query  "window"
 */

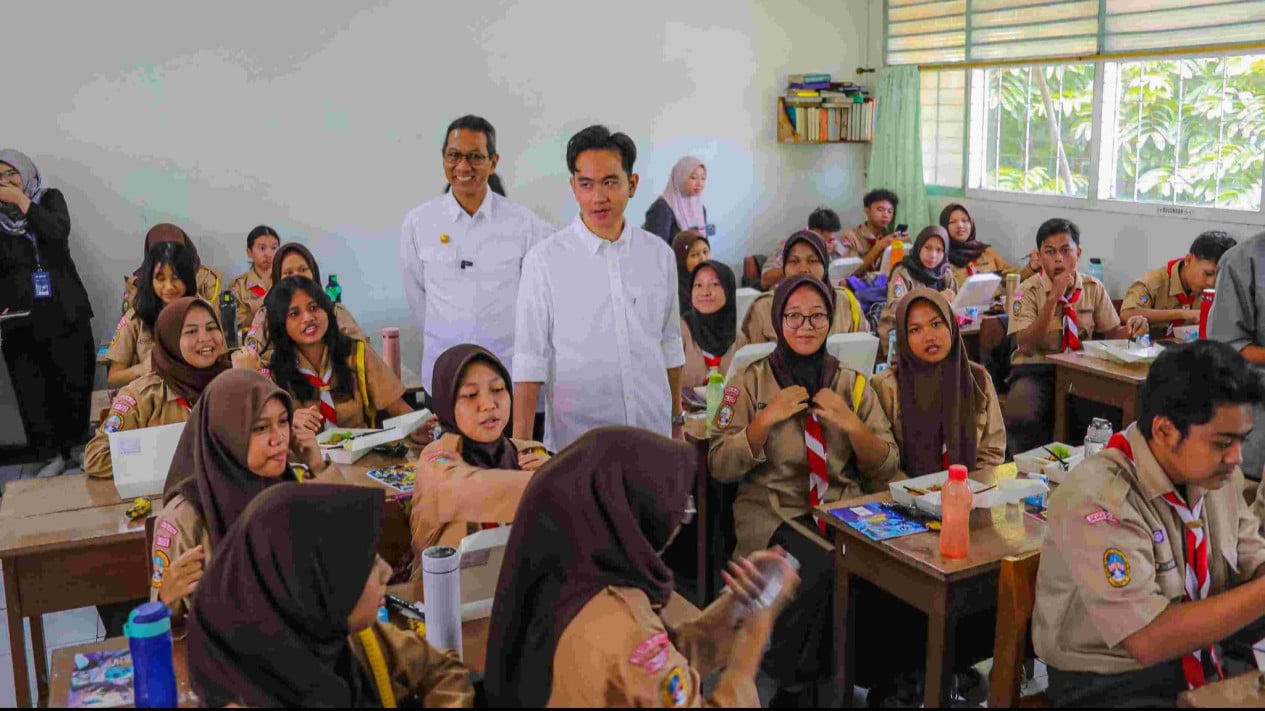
xmin=968 ymin=63 xmax=1095 ymax=197
xmin=1098 ymin=54 xmax=1265 ymax=212
xmin=921 ymin=70 xmax=967 ymax=188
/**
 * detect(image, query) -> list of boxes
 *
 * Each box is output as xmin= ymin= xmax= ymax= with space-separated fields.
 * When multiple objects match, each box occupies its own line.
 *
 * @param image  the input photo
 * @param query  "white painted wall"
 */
xmin=4 ymin=0 xmax=879 ymax=367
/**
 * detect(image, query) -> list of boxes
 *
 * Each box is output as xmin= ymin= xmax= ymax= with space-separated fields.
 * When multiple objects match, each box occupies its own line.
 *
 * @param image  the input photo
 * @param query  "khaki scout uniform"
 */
xmin=739 ymin=288 xmax=869 ymax=348
xmin=83 ymin=373 xmax=192 ymax=478
xmin=348 ymin=621 xmax=474 ymax=707
xmin=838 ymin=222 xmax=883 ymax=273
xmin=1007 ymin=271 xmax=1119 ymax=367
xmin=870 ymin=363 xmax=1007 ymax=477
xmin=409 ymin=434 xmax=546 ymax=574
xmin=548 ymin=586 xmax=757 ymax=707
xmin=948 ymin=245 xmax=1033 ymax=287
xmin=1121 ymin=261 xmax=1198 ymax=323
xmin=876 ymin=263 xmax=960 ymax=358
xmin=105 ymin=309 xmax=156 ymax=382
xmin=680 ymin=320 xmax=741 ymax=390
xmin=227 ymin=268 xmax=272 ymax=336
xmin=122 ymin=265 xmax=224 ymax=314
xmin=244 ymin=301 xmax=366 ymax=362
xmin=1033 ymin=425 xmax=1265 ymax=705
xmin=278 ymin=340 xmax=405 ymax=429
xmin=708 ymin=358 xmax=899 ymax=557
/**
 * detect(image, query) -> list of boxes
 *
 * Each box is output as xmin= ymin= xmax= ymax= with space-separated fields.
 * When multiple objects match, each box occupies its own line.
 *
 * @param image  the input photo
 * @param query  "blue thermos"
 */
xmin=124 ymin=602 xmax=178 ymax=708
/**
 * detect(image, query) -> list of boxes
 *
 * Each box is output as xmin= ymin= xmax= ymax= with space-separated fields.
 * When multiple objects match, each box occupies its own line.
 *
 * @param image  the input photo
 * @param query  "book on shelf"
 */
xmin=782 ymin=97 xmax=873 ymax=143
xmin=789 ymin=81 xmax=832 ymax=91
xmin=787 ymin=73 xmax=831 ymax=84
xmin=791 ymin=89 xmax=821 ymax=97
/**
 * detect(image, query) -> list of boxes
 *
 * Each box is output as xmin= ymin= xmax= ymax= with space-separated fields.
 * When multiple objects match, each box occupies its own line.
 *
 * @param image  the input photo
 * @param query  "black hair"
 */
xmin=443 ymin=173 xmax=506 ymax=197
xmin=264 ymin=276 xmax=354 ymax=402
xmin=135 ymin=242 xmax=198 ymax=332
xmin=1035 ymin=217 xmax=1080 ymax=248
xmin=808 ymin=207 xmax=842 ymax=233
xmin=1138 ymin=340 xmax=1265 ymax=440
xmin=863 ymin=189 xmax=899 ymax=210
xmin=442 ymin=115 xmax=497 ymax=157
xmin=246 ymin=225 xmax=279 ymax=250
xmin=565 ymin=125 xmax=637 ymax=176
xmin=1189 ymin=231 xmax=1237 ymax=263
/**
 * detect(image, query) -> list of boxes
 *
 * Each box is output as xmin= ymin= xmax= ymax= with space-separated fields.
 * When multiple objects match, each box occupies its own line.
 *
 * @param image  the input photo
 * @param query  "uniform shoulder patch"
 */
xmin=1138 ymin=293 xmax=1150 ymax=305
xmin=893 ymin=281 xmax=907 ymax=299
xmin=1084 ymin=509 xmax=1120 ymax=525
xmin=630 ymin=632 xmax=670 ymax=672
xmin=103 ymin=415 xmax=122 ymax=434
xmin=1012 ymin=299 xmax=1022 ymax=316
xmin=1104 ymin=548 xmax=1131 ymax=588
xmin=722 ymin=386 xmax=740 ymax=405
xmin=159 ymin=520 xmax=179 ymax=536
xmin=716 ymin=405 xmax=734 ymax=428
xmin=660 ymin=665 xmax=691 ymax=707
xmin=151 ymin=550 xmax=170 ymax=589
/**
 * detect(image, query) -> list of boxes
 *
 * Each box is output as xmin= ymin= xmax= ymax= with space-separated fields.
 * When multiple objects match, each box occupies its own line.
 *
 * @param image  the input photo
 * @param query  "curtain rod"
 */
xmin=917 ymin=40 xmax=1265 ymax=71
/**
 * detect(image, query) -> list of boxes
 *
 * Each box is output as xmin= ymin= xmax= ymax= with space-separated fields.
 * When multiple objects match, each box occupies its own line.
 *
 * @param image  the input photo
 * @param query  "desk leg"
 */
xmin=30 ymin=616 xmax=49 ymax=705
xmin=1053 ymin=367 xmax=1070 ymax=444
xmin=4 ymin=558 xmax=32 ymax=708
xmin=924 ymin=609 xmax=955 ymax=708
xmin=833 ymin=546 xmax=856 ymax=708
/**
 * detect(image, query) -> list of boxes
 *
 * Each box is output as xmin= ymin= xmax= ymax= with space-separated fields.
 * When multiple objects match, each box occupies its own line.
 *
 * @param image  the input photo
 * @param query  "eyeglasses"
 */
xmin=0 ymin=169 xmax=18 ymax=181
xmin=681 ymin=495 xmax=697 ymax=526
xmin=444 ymin=150 xmax=489 ymax=168
xmin=783 ymin=312 xmax=830 ymax=330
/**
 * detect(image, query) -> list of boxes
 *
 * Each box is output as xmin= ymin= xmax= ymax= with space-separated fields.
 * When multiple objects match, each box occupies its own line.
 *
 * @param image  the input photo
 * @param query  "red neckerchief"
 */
xmin=1060 ymin=286 xmax=1084 ymax=352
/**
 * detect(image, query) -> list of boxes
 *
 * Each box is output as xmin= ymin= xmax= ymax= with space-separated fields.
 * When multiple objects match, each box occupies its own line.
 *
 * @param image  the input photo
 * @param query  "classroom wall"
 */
xmin=4 ymin=0 xmax=879 ymax=370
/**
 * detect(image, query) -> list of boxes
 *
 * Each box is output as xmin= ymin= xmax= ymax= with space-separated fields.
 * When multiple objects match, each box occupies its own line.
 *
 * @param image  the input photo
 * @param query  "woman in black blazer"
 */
xmin=0 ymin=150 xmax=95 ymax=478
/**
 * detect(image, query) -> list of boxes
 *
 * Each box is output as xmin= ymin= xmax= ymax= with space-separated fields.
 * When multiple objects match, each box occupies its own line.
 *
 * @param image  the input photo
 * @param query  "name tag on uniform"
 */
xmin=32 ymin=269 xmax=52 ymax=299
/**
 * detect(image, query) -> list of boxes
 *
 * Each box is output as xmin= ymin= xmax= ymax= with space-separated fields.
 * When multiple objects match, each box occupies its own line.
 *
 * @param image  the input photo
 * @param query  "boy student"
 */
xmin=1005 ymin=218 xmax=1149 ymax=455
xmin=1034 ymin=341 xmax=1265 ymax=708
xmin=841 ymin=188 xmax=904 ymax=277
xmin=227 ymin=225 xmax=280 ymax=335
xmin=1121 ymin=231 xmax=1238 ymax=334
xmin=760 ymin=207 xmax=845 ymax=289
xmin=513 ymin=125 xmax=685 ymax=451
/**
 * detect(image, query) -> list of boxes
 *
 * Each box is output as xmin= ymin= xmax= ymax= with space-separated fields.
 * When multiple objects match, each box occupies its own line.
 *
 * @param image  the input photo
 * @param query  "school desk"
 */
xmin=1046 ymin=351 xmax=1149 ymax=444
xmin=49 ymin=636 xmax=196 ymax=707
xmin=1177 ymin=671 xmax=1265 ymax=707
xmin=818 ymin=466 xmax=1047 ymax=708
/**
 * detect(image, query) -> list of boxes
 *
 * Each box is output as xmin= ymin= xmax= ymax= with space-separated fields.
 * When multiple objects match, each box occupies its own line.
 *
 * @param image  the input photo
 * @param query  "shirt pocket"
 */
xmin=627 ymin=285 xmax=668 ymax=338
xmin=1154 ymin=554 xmax=1185 ymax=601
xmin=417 ymin=244 xmax=461 ymax=292
xmin=477 ymin=243 xmax=522 ymax=281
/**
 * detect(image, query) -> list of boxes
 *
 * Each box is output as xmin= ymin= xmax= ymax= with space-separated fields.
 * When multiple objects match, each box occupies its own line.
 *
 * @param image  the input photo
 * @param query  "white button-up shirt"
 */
xmin=400 ymin=190 xmax=554 ymax=392
xmin=514 ymin=216 xmax=686 ymax=451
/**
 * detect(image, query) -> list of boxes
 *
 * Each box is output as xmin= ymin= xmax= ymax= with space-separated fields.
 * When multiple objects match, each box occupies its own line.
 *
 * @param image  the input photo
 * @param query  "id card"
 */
xmin=705 ymin=223 xmax=716 ymax=237
xmin=32 ymin=269 xmax=52 ymax=299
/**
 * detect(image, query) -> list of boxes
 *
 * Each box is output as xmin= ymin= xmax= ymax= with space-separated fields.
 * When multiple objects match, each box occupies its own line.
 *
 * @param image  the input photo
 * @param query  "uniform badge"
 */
xmin=660 ymin=666 xmax=690 ymax=708
xmin=893 ymin=282 xmax=906 ymax=299
xmin=630 ymin=632 xmax=670 ymax=672
xmin=1084 ymin=510 xmax=1119 ymax=525
xmin=1103 ymin=548 xmax=1131 ymax=588
xmin=1152 ymin=529 xmax=1166 ymax=544
xmin=110 ymin=401 xmax=132 ymax=415
xmin=1012 ymin=299 xmax=1022 ymax=316
xmin=1138 ymin=294 xmax=1150 ymax=305
xmin=440 ymin=233 xmax=450 ymax=244
xmin=152 ymin=551 xmax=170 ymax=589
xmin=155 ymin=535 xmax=172 ymax=549
xmin=103 ymin=415 xmax=122 ymax=434
xmin=717 ymin=405 xmax=733 ymax=428
xmin=159 ymin=520 xmax=179 ymax=536
xmin=722 ymin=386 xmax=740 ymax=406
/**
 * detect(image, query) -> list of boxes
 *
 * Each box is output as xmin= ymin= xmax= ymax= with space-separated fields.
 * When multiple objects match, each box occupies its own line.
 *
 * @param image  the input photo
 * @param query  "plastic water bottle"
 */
xmin=124 ymin=602 xmax=178 ymax=708
xmin=704 ymin=369 xmax=725 ymax=423
xmin=422 ymin=546 xmax=463 ymax=660
xmin=1087 ymin=258 xmax=1105 ymax=286
xmin=1084 ymin=418 xmax=1113 ymax=456
xmin=887 ymin=329 xmax=898 ymax=366
xmin=218 ymin=291 xmax=239 ymax=349
xmin=325 ymin=274 xmax=343 ymax=304
xmin=939 ymin=465 xmax=972 ymax=560
xmin=381 ymin=327 xmax=401 ymax=379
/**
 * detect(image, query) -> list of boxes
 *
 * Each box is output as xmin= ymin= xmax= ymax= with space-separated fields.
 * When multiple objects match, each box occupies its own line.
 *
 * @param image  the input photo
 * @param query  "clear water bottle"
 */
xmin=704 ymin=369 xmax=725 ymax=424
xmin=1087 ymin=258 xmax=1105 ymax=286
xmin=887 ymin=329 xmax=897 ymax=366
xmin=325 ymin=274 xmax=343 ymax=304
xmin=939 ymin=465 xmax=972 ymax=560
xmin=1084 ymin=417 xmax=1113 ymax=456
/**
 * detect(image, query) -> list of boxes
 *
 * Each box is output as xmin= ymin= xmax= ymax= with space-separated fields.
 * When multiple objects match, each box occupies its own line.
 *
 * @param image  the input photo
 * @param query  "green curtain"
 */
xmin=867 ymin=65 xmax=932 ymax=229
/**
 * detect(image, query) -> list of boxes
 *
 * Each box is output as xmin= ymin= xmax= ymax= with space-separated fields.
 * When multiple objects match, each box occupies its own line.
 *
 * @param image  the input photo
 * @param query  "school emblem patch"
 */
xmin=1138 ymin=294 xmax=1150 ymax=305
xmin=1012 ymin=298 xmax=1022 ymax=316
xmin=1103 ymin=548 xmax=1130 ymax=588
xmin=893 ymin=282 xmax=907 ymax=299
xmin=717 ymin=405 xmax=733 ymax=428
xmin=151 ymin=551 xmax=170 ymax=589
xmin=1152 ymin=529 xmax=1166 ymax=544
xmin=660 ymin=666 xmax=690 ymax=707
xmin=103 ymin=415 xmax=122 ymax=434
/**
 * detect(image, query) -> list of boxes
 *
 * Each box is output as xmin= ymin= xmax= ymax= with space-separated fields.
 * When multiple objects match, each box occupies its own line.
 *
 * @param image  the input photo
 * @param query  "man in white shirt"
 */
xmin=399 ymin=114 xmax=554 ymax=395
xmin=513 ymin=125 xmax=686 ymax=451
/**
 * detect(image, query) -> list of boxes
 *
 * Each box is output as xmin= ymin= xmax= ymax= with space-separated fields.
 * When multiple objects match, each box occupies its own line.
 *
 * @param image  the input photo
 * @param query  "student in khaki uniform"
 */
xmin=485 ymin=426 xmax=798 ymax=707
xmin=1005 ymin=218 xmax=1149 ymax=455
xmin=106 ymin=241 xmax=201 ymax=389
xmin=1034 ymin=341 xmax=1265 ymax=707
xmin=409 ymin=344 xmax=547 ymax=561
xmin=121 ymin=223 xmax=222 ymax=314
xmin=264 ymin=276 xmax=421 ymax=439
xmin=841 ymin=188 xmax=904 ymax=277
xmin=742 ymin=230 xmax=868 ymax=345
xmin=671 ymin=229 xmax=710 ymax=315
xmin=226 ymin=225 xmax=280 ymax=336
xmin=151 ymin=369 xmax=337 ymax=627
xmin=876 ymin=225 xmax=959 ymax=358
xmin=188 ymin=484 xmax=474 ymax=708
xmin=941 ymin=202 xmax=1037 ymax=286
xmin=709 ymin=275 xmax=898 ymax=703
xmin=680 ymin=260 xmax=740 ymax=388
xmin=1121 ymin=231 xmax=1238 ymax=335
xmin=760 ymin=207 xmax=846 ymax=290
xmin=872 ymin=289 xmax=1006 ymax=476
xmin=244 ymin=241 xmax=365 ymax=359
xmin=85 ymin=297 xmax=259 ymax=477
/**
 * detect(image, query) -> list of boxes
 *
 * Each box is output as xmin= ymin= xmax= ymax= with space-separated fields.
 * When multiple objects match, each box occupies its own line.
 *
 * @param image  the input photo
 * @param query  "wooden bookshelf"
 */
xmin=776 ymin=96 xmax=874 ymax=144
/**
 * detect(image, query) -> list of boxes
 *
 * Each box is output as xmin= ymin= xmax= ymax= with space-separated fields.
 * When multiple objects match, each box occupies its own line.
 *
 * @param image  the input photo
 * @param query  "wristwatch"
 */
xmin=672 ymin=413 xmax=687 ymax=426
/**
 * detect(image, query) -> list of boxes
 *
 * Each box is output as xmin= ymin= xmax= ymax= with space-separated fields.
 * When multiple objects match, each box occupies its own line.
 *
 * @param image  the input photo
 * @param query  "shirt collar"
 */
xmin=1038 ymin=271 xmax=1085 ymax=297
xmin=572 ymin=215 xmax=631 ymax=255
xmin=1168 ymin=261 xmax=1191 ymax=299
xmin=1127 ymin=425 xmax=1177 ymax=501
xmin=296 ymin=347 xmax=330 ymax=376
xmin=442 ymin=188 xmax=494 ymax=224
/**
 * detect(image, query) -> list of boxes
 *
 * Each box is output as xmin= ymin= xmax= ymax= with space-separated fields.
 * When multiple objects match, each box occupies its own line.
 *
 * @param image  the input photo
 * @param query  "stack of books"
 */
xmin=782 ymin=73 xmax=873 ymax=142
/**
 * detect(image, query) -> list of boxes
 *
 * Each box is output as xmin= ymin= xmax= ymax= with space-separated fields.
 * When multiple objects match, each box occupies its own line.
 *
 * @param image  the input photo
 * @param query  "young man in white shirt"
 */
xmin=513 ymin=125 xmax=686 ymax=451
xmin=399 ymin=114 xmax=554 ymax=395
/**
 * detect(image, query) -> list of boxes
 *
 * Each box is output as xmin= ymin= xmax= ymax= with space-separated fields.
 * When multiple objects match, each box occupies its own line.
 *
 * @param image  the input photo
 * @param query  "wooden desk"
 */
xmin=49 ymin=637 xmax=196 ymax=708
xmin=822 ymin=467 xmax=1046 ymax=708
xmin=1046 ymin=351 xmax=1148 ymax=443
xmin=1178 ymin=671 xmax=1265 ymax=707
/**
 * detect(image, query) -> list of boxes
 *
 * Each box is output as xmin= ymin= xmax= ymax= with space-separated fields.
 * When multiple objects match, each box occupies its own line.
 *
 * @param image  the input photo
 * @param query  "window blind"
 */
xmin=969 ymin=0 xmax=1098 ymax=60
xmin=1104 ymin=0 xmax=1265 ymax=52
xmin=887 ymin=0 xmax=966 ymax=65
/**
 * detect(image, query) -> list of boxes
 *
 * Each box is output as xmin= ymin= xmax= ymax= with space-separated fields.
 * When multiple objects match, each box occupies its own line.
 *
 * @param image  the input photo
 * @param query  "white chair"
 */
xmin=879 ymin=242 xmax=914 ymax=274
xmin=829 ymin=257 xmax=863 ymax=286
xmin=826 ymin=332 xmax=880 ymax=377
xmin=724 ymin=342 xmax=777 ymax=383
xmin=734 ymin=287 xmax=762 ymax=331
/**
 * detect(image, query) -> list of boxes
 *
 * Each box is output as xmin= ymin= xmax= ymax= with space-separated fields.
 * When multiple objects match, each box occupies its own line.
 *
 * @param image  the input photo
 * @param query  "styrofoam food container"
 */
xmin=317 ymin=428 xmax=376 ymax=464
xmin=1014 ymin=443 xmax=1082 ymax=475
xmin=890 ymin=471 xmax=1049 ymax=518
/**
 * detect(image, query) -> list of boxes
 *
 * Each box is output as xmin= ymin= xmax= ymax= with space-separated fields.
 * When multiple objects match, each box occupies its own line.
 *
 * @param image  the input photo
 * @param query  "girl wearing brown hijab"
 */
xmin=149 ymin=368 xmax=340 ymax=627
xmin=671 ymin=229 xmax=711 ymax=312
xmin=940 ymin=202 xmax=1036 ymax=286
xmin=871 ymin=288 xmax=1006 ymax=476
xmin=709 ymin=275 xmax=898 ymax=703
xmin=877 ymin=225 xmax=960 ymax=358
xmin=121 ymin=222 xmax=223 ymax=312
xmin=409 ymin=344 xmax=548 ymax=562
xmin=485 ymin=426 xmax=798 ymax=708
xmin=740 ymin=230 xmax=868 ymax=345
xmin=85 ymin=297 xmax=258 ymax=477
xmin=188 ymin=484 xmax=473 ymax=708
xmin=243 ymin=241 xmax=366 ymax=358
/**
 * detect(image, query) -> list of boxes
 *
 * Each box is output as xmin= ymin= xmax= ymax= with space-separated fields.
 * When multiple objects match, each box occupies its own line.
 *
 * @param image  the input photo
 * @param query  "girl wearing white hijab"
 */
xmin=643 ymin=156 xmax=709 ymax=244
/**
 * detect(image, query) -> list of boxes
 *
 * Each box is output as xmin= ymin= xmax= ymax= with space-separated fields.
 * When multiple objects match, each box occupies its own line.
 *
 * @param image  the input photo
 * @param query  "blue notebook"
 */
xmin=829 ymin=502 xmax=928 ymax=541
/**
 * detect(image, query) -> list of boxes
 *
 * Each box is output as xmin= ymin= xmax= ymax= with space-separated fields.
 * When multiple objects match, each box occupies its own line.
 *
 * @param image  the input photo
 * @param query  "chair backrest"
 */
xmin=829 ymin=257 xmax=863 ymax=286
xmin=826 ymin=332 xmax=880 ymax=377
xmin=724 ymin=342 xmax=777 ymax=384
xmin=741 ymin=255 xmax=766 ymax=289
xmin=988 ymin=550 xmax=1045 ymax=708
xmin=735 ymin=287 xmax=763 ymax=331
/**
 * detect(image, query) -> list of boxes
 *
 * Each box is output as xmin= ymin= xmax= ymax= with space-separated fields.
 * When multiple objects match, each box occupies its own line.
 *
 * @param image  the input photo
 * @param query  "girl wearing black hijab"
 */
xmin=484 ymin=426 xmax=798 ymax=707
xmin=708 ymin=275 xmax=898 ymax=704
xmin=409 ymin=344 xmax=548 ymax=562
xmin=680 ymin=260 xmax=740 ymax=388
xmin=188 ymin=484 xmax=474 ymax=708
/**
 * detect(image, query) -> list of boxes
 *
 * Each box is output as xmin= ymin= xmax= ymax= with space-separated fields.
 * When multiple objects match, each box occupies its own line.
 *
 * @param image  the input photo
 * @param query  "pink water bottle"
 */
xmin=381 ymin=327 xmax=401 ymax=379
xmin=939 ymin=465 xmax=972 ymax=560
xmin=1199 ymin=289 xmax=1215 ymax=339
